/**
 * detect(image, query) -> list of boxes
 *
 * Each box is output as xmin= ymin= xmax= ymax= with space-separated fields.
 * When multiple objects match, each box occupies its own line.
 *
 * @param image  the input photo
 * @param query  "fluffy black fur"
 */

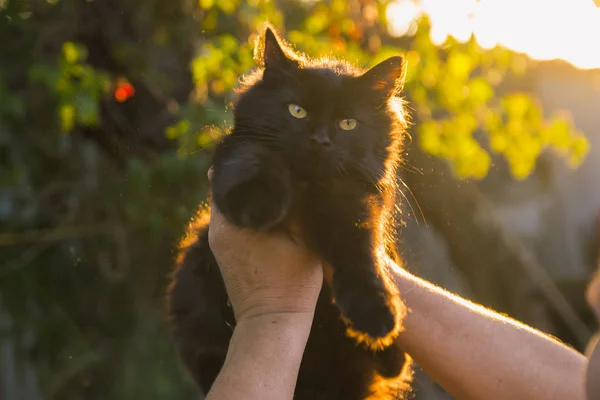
xmin=168 ymin=26 xmax=412 ymax=399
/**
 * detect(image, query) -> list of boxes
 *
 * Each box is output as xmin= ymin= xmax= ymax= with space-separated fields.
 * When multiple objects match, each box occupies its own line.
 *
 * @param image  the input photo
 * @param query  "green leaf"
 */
xmin=75 ymin=92 xmax=98 ymax=126
xmin=502 ymin=93 xmax=530 ymax=119
xmin=165 ymin=120 xmax=191 ymax=140
xmin=418 ymin=120 xmax=441 ymax=155
xmin=59 ymin=103 xmax=75 ymax=133
xmin=198 ymin=0 xmax=214 ymax=9
xmin=548 ymin=118 xmax=571 ymax=150
xmin=62 ymin=42 xmax=88 ymax=64
xmin=447 ymin=50 xmax=473 ymax=81
xmin=28 ymin=64 xmax=60 ymax=88
xmin=216 ymin=0 xmax=237 ymax=14
xmin=468 ymin=77 xmax=494 ymax=104
xmin=568 ymin=135 xmax=590 ymax=166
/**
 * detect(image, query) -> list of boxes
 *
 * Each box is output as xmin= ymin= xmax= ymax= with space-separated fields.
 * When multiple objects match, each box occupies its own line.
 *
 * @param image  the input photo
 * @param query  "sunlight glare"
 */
xmin=386 ymin=0 xmax=600 ymax=69
xmin=386 ymin=0 xmax=421 ymax=37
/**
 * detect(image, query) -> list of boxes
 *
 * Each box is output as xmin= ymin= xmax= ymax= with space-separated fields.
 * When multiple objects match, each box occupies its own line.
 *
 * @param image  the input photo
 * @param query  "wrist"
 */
xmin=232 ymin=311 xmax=315 ymax=345
xmin=207 ymin=312 xmax=313 ymax=400
xmin=226 ymin=312 xmax=314 ymax=370
xmin=227 ymin=312 xmax=314 ymax=374
xmin=230 ymin=286 xmax=321 ymax=322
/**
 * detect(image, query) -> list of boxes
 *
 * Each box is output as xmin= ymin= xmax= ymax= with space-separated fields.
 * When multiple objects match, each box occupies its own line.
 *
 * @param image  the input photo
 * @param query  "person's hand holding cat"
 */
xmin=207 ymin=167 xmax=323 ymax=322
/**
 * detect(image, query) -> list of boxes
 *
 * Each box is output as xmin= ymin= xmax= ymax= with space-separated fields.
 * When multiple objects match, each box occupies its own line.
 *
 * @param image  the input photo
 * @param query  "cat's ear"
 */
xmin=256 ymin=25 xmax=299 ymax=72
xmin=360 ymin=56 xmax=406 ymax=97
xmin=264 ymin=28 xmax=288 ymax=69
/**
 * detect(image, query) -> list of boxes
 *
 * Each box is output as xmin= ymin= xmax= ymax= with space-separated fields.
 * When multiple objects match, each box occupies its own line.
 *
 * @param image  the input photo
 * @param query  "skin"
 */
xmin=205 ymin=172 xmax=323 ymax=400
xmin=391 ymin=264 xmax=590 ymax=400
xmin=204 ymin=171 xmax=599 ymax=400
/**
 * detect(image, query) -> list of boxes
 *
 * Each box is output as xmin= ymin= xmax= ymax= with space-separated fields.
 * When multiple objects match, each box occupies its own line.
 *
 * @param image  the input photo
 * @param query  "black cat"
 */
xmin=167 ymin=26 xmax=412 ymax=399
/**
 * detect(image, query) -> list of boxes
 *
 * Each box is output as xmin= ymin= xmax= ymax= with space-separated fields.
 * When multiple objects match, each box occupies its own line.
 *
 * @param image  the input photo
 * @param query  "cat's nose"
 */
xmin=310 ymin=132 xmax=332 ymax=147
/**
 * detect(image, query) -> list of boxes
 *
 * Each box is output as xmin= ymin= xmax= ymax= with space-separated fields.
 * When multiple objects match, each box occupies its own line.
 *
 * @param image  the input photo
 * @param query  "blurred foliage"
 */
xmin=0 ymin=0 xmax=590 ymax=398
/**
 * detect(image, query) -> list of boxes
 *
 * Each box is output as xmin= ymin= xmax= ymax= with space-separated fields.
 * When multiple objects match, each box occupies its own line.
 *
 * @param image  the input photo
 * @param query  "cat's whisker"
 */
xmin=348 ymin=166 xmax=379 ymax=187
xmin=396 ymin=185 xmax=420 ymax=226
xmin=234 ymin=118 xmax=289 ymax=133
xmin=346 ymin=159 xmax=384 ymax=188
xmin=236 ymin=126 xmax=281 ymax=137
xmin=349 ymin=158 xmax=425 ymax=226
xmin=398 ymin=178 xmax=426 ymax=226
xmin=336 ymin=162 xmax=351 ymax=180
xmin=235 ymin=129 xmax=285 ymax=142
xmin=398 ymin=160 xmax=424 ymax=176
xmin=237 ymin=129 xmax=284 ymax=141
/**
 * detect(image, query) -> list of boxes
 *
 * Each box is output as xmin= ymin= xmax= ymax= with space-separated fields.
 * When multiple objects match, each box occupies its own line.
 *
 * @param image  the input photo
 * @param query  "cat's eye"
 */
xmin=288 ymin=104 xmax=308 ymax=119
xmin=339 ymin=118 xmax=358 ymax=131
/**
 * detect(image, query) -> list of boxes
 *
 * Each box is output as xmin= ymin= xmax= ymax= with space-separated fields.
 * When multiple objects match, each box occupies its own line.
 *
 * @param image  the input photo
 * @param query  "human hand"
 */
xmin=207 ymin=168 xmax=323 ymax=323
xmin=205 ymin=168 xmax=323 ymax=400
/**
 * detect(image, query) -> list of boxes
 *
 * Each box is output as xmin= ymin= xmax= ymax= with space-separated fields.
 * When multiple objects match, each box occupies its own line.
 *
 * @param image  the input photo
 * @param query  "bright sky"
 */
xmin=386 ymin=0 xmax=600 ymax=70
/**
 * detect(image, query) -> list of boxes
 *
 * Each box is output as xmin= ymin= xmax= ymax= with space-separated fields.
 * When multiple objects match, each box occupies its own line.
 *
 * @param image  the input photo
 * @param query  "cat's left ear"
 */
xmin=256 ymin=25 xmax=299 ymax=71
xmin=360 ymin=56 xmax=406 ymax=97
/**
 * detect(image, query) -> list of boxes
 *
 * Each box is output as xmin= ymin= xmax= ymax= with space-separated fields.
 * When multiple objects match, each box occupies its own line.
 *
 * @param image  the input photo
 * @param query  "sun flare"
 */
xmin=387 ymin=0 xmax=600 ymax=70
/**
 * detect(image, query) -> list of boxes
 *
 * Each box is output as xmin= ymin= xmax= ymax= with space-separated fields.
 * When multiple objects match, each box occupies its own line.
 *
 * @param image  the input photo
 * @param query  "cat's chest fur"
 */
xmin=288 ymin=176 xmax=379 ymax=224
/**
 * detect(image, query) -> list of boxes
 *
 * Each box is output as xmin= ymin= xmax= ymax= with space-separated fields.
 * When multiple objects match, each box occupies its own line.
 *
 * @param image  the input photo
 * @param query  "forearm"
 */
xmin=206 ymin=312 xmax=313 ymax=400
xmin=392 ymin=264 xmax=587 ymax=400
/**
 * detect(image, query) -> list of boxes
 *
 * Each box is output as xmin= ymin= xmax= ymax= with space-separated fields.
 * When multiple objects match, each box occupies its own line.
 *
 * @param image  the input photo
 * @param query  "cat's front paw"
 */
xmin=338 ymin=290 xmax=396 ymax=337
xmin=211 ymin=143 xmax=292 ymax=230
xmin=334 ymin=278 xmax=404 ymax=349
xmin=212 ymin=147 xmax=292 ymax=231
xmin=373 ymin=339 xmax=407 ymax=378
xmin=222 ymin=179 xmax=290 ymax=230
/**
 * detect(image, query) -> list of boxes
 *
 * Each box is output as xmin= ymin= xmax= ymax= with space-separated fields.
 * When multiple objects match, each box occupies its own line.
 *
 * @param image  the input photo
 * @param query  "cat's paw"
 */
xmin=373 ymin=344 xmax=408 ymax=378
xmin=338 ymin=290 xmax=396 ymax=337
xmin=212 ymin=148 xmax=292 ymax=231
xmin=334 ymin=279 xmax=404 ymax=350
xmin=222 ymin=179 xmax=290 ymax=230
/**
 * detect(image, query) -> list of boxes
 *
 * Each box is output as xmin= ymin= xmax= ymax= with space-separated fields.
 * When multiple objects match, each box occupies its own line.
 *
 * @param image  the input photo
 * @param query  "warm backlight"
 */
xmin=387 ymin=0 xmax=600 ymax=70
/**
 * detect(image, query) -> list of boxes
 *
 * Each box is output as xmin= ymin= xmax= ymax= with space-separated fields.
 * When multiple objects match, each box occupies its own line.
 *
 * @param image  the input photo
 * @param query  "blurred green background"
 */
xmin=1 ymin=0 xmax=599 ymax=399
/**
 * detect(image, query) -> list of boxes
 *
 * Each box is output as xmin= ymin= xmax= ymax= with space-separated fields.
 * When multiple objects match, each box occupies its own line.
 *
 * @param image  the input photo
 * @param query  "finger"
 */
xmin=208 ymin=197 xmax=244 ymax=240
xmin=207 ymin=204 xmax=230 ymax=254
xmin=206 ymin=167 xmax=226 ymax=228
xmin=208 ymin=200 xmax=226 ymax=230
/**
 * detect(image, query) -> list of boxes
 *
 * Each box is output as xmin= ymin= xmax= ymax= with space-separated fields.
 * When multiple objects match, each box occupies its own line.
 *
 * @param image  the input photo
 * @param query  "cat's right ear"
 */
xmin=256 ymin=26 xmax=299 ymax=76
xmin=359 ymin=56 xmax=406 ymax=98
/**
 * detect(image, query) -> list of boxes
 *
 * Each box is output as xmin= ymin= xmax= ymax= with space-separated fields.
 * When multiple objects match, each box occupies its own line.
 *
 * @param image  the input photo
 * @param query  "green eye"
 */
xmin=339 ymin=118 xmax=358 ymax=131
xmin=288 ymin=104 xmax=307 ymax=119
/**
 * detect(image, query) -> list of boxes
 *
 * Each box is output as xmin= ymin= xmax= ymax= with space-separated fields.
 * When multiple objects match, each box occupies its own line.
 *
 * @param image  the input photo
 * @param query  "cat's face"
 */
xmin=233 ymin=28 xmax=406 ymax=181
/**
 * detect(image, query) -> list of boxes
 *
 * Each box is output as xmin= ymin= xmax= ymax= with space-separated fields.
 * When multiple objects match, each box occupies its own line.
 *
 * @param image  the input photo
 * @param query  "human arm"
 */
xmin=204 ymin=189 xmax=322 ymax=400
xmin=206 ymin=240 xmax=587 ymax=400
xmin=205 ymin=313 xmax=313 ymax=400
xmin=203 ymin=156 xmax=587 ymax=400
xmin=390 ymin=261 xmax=587 ymax=400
